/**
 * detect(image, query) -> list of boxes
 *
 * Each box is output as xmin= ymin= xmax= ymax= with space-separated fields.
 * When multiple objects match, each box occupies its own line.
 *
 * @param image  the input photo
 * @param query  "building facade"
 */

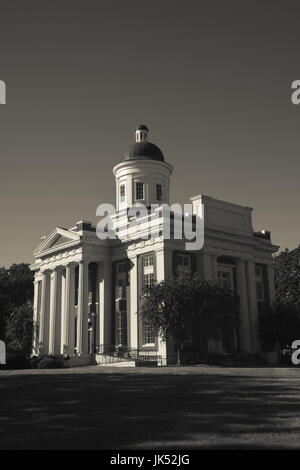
xmin=31 ymin=125 xmax=279 ymax=365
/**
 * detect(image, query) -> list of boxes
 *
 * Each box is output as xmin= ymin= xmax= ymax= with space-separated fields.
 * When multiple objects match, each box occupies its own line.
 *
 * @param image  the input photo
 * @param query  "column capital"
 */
xmin=41 ymin=268 xmax=51 ymax=275
xmin=66 ymin=261 xmax=77 ymax=269
xmin=53 ymin=265 xmax=65 ymax=272
xmin=50 ymin=269 xmax=58 ymax=278
xmin=78 ymin=260 xmax=89 ymax=266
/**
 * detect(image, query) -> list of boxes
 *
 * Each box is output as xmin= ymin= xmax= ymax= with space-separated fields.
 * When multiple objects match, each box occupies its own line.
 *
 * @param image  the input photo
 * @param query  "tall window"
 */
xmin=143 ymin=323 xmax=155 ymax=344
xmin=218 ymin=267 xmax=234 ymax=290
xmin=116 ymin=262 xmax=127 ymax=298
xmin=120 ymin=184 xmax=125 ymax=203
xmin=135 ymin=182 xmax=144 ymax=200
xmin=117 ymin=262 xmax=127 ymax=273
xmin=142 ymin=253 xmax=156 ymax=345
xmin=177 ymin=254 xmax=191 ymax=278
xmin=156 ymin=184 xmax=162 ymax=201
xmin=144 ymin=273 xmax=154 ymax=288
xmin=144 ymin=256 xmax=154 ymax=267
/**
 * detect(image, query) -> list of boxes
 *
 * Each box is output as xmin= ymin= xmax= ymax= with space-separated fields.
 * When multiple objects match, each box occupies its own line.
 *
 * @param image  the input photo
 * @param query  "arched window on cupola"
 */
xmin=135 ymin=181 xmax=144 ymax=201
xmin=120 ymin=184 xmax=126 ymax=203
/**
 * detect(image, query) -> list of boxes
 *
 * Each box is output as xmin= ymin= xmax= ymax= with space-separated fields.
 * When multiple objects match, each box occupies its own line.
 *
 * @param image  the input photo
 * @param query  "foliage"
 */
xmin=275 ymin=302 xmax=300 ymax=347
xmin=274 ymin=246 xmax=300 ymax=309
xmin=141 ymin=273 xmax=240 ymax=364
xmin=259 ymin=302 xmax=300 ymax=349
xmin=0 ymin=263 xmax=34 ymax=339
xmin=259 ymin=308 xmax=277 ymax=351
xmin=2 ymin=352 xmax=30 ymax=370
xmin=38 ymin=355 xmax=66 ymax=369
xmin=5 ymin=303 xmax=34 ymax=355
xmin=272 ymin=246 xmax=300 ymax=348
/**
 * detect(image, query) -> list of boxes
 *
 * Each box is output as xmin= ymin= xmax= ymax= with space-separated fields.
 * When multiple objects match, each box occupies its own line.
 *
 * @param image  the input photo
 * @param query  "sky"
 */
xmin=0 ymin=0 xmax=300 ymax=267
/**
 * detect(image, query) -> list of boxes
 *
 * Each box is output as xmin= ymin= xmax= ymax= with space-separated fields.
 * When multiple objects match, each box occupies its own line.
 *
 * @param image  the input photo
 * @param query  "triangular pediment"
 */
xmin=49 ymin=235 xmax=73 ymax=248
xmin=34 ymin=227 xmax=81 ymax=256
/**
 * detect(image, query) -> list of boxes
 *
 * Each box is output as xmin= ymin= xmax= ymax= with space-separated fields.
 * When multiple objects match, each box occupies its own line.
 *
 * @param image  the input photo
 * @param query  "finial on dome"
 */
xmin=135 ymin=124 xmax=149 ymax=142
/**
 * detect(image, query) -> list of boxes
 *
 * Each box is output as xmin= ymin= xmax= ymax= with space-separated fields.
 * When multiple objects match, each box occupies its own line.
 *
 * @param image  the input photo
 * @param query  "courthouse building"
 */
xmin=31 ymin=125 xmax=278 ymax=365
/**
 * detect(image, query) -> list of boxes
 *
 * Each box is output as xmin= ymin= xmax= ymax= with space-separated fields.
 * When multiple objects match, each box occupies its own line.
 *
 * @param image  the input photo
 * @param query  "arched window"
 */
xmin=135 ymin=182 xmax=144 ymax=200
xmin=120 ymin=184 xmax=126 ymax=203
xmin=156 ymin=184 xmax=162 ymax=201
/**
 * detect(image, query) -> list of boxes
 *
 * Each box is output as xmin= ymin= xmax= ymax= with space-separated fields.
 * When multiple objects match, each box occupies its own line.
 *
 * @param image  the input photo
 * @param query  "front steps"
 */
xmin=100 ymin=360 xmax=136 ymax=367
xmin=94 ymin=351 xmax=163 ymax=367
xmin=94 ymin=353 xmax=136 ymax=366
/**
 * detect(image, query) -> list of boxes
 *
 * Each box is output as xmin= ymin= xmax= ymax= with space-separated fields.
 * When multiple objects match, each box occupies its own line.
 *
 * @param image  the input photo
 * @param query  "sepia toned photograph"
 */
xmin=1 ymin=0 xmax=300 ymax=457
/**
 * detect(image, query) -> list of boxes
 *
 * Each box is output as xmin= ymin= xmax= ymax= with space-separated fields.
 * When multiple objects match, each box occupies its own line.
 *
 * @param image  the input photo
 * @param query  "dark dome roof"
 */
xmin=123 ymin=141 xmax=165 ymax=162
xmin=136 ymin=124 xmax=149 ymax=131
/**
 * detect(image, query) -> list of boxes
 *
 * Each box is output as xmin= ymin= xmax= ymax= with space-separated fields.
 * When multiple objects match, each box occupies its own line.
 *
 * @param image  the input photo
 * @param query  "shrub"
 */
xmin=5 ymin=303 xmax=34 ymax=356
xmin=2 ymin=352 xmax=30 ymax=370
xmin=38 ymin=354 xmax=66 ymax=369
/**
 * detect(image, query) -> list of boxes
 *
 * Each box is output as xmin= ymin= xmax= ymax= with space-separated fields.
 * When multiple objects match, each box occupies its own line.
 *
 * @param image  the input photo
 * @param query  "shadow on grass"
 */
xmin=1 ymin=368 xmax=300 ymax=449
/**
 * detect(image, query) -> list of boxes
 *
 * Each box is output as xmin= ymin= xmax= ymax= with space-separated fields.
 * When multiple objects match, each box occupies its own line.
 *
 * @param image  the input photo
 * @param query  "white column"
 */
xmin=77 ymin=260 xmax=89 ymax=355
xmin=236 ymin=259 xmax=252 ymax=352
xmin=164 ymin=248 xmax=173 ymax=278
xmin=129 ymin=255 xmax=138 ymax=349
xmin=39 ymin=271 xmax=50 ymax=354
xmin=98 ymin=259 xmax=112 ymax=351
xmin=210 ymin=254 xmax=222 ymax=352
xmin=60 ymin=270 xmax=66 ymax=352
xmin=62 ymin=263 xmax=75 ymax=355
xmin=49 ymin=270 xmax=58 ymax=354
xmin=267 ymin=263 xmax=276 ymax=306
xmin=246 ymin=260 xmax=260 ymax=352
xmin=203 ymin=253 xmax=217 ymax=277
xmin=156 ymin=249 xmax=165 ymax=282
xmin=54 ymin=268 xmax=63 ymax=353
xmin=203 ymin=253 xmax=211 ymax=277
xmin=32 ymin=279 xmax=40 ymax=355
xmin=156 ymin=249 xmax=168 ymax=361
xmin=211 ymin=255 xmax=218 ymax=276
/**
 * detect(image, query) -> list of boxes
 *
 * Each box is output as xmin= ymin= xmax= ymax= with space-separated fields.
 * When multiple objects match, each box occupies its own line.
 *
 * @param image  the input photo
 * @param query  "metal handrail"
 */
xmin=96 ymin=344 xmax=162 ymax=366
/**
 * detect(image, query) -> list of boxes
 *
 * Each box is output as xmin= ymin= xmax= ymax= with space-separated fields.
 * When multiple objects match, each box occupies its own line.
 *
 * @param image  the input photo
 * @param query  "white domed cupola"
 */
xmin=113 ymin=125 xmax=173 ymax=212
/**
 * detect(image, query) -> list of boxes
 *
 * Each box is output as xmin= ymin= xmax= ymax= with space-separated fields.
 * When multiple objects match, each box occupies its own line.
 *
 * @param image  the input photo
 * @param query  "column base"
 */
xmin=69 ymin=353 xmax=92 ymax=367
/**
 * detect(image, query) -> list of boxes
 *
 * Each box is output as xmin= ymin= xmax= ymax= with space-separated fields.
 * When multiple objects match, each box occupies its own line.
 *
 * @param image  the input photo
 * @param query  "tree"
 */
xmin=275 ymin=302 xmax=300 ymax=348
xmin=0 ymin=263 xmax=34 ymax=339
xmin=274 ymin=246 xmax=300 ymax=308
xmin=273 ymin=246 xmax=300 ymax=347
xmin=5 ymin=303 xmax=35 ymax=356
xmin=141 ymin=274 xmax=240 ymax=364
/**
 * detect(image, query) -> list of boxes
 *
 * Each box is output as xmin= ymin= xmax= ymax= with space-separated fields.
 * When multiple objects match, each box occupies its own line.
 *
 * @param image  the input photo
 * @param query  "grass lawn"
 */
xmin=0 ymin=365 xmax=300 ymax=450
